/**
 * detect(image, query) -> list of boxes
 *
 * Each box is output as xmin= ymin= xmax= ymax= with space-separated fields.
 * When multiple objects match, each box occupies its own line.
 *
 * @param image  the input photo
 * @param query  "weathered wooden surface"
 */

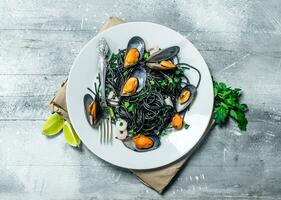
xmin=0 ymin=0 xmax=281 ymax=199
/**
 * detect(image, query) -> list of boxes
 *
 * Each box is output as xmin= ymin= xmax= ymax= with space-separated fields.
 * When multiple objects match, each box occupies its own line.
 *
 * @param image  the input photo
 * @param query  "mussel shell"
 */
xmin=123 ymin=134 xmax=160 ymax=152
xmin=126 ymin=36 xmax=145 ymax=61
xmin=147 ymin=46 xmax=180 ymax=63
xmin=146 ymin=63 xmax=162 ymax=70
xmin=83 ymin=94 xmax=102 ymax=127
xmin=176 ymin=84 xmax=197 ymax=112
xmin=146 ymin=62 xmax=176 ymax=70
xmin=120 ymin=67 xmax=146 ymax=96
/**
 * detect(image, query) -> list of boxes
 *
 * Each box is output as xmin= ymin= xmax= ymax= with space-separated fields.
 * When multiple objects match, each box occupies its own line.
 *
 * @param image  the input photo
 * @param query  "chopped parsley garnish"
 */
xmin=184 ymin=123 xmax=190 ymax=129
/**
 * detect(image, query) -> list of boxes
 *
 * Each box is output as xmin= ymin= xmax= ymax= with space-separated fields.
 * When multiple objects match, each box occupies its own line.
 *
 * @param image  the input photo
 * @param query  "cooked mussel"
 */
xmin=176 ymin=84 xmax=197 ymax=112
xmin=146 ymin=60 xmax=176 ymax=70
xmin=124 ymin=36 xmax=145 ymax=68
xmin=83 ymin=93 xmax=102 ymax=126
xmin=146 ymin=46 xmax=179 ymax=70
xmin=120 ymin=67 xmax=146 ymax=96
xmin=123 ymin=134 xmax=160 ymax=152
xmin=147 ymin=46 xmax=180 ymax=63
xmin=171 ymin=113 xmax=184 ymax=129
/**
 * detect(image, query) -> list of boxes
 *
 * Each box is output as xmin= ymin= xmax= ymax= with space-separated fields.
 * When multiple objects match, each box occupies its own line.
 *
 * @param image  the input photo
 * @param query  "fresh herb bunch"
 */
xmin=213 ymin=81 xmax=248 ymax=131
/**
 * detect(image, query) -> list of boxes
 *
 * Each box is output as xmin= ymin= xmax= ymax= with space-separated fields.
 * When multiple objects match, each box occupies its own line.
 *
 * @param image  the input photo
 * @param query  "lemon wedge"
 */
xmin=63 ymin=121 xmax=81 ymax=147
xmin=42 ymin=113 xmax=64 ymax=136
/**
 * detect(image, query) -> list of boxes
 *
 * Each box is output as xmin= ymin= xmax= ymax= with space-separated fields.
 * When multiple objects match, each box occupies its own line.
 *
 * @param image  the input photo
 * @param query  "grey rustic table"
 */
xmin=1 ymin=0 xmax=281 ymax=199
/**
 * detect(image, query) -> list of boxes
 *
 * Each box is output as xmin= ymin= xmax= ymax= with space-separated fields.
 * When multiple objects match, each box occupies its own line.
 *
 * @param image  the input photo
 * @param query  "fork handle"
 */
xmin=98 ymin=39 xmax=110 ymax=104
xmin=100 ymin=61 xmax=106 ymax=101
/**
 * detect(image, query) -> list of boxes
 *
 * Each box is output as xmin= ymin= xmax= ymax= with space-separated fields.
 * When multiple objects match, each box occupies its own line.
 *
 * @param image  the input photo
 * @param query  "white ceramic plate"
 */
xmin=67 ymin=22 xmax=213 ymax=170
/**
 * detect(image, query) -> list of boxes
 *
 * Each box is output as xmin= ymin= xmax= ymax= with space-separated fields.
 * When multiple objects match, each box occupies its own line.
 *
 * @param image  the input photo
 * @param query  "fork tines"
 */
xmin=99 ymin=117 xmax=112 ymax=144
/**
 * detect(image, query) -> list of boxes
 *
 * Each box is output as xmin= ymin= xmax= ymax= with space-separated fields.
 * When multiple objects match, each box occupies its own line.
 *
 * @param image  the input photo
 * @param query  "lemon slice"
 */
xmin=42 ymin=113 xmax=64 ymax=136
xmin=63 ymin=121 xmax=81 ymax=147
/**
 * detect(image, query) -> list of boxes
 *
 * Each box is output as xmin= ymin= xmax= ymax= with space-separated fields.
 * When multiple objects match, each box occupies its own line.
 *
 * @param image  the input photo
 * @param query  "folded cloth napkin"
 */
xmin=49 ymin=17 xmax=214 ymax=193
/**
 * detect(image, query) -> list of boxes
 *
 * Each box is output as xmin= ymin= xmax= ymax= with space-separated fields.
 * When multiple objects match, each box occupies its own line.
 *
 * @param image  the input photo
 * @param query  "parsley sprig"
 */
xmin=124 ymin=101 xmax=137 ymax=113
xmin=213 ymin=81 xmax=248 ymax=131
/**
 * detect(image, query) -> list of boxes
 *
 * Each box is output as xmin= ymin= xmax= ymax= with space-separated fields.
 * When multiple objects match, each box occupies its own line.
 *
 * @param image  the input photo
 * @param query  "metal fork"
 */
xmin=99 ymin=117 xmax=112 ymax=144
xmin=97 ymin=38 xmax=113 ymax=144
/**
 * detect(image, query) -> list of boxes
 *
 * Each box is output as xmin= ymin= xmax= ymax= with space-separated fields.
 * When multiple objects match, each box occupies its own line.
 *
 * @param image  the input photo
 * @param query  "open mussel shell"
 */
xmin=126 ymin=36 xmax=145 ymax=61
xmin=120 ymin=67 xmax=146 ymax=96
xmin=147 ymin=46 xmax=180 ymax=63
xmin=146 ymin=61 xmax=176 ymax=70
xmin=83 ymin=94 xmax=93 ymax=124
xmin=176 ymin=84 xmax=197 ymax=112
xmin=83 ymin=94 xmax=102 ymax=127
xmin=123 ymin=134 xmax=160 ymax=152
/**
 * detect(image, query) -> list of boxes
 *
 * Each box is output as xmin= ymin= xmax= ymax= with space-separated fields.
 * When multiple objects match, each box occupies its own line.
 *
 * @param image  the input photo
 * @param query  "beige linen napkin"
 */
xmin=49 ymin=17 xmax=214 ymax=193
